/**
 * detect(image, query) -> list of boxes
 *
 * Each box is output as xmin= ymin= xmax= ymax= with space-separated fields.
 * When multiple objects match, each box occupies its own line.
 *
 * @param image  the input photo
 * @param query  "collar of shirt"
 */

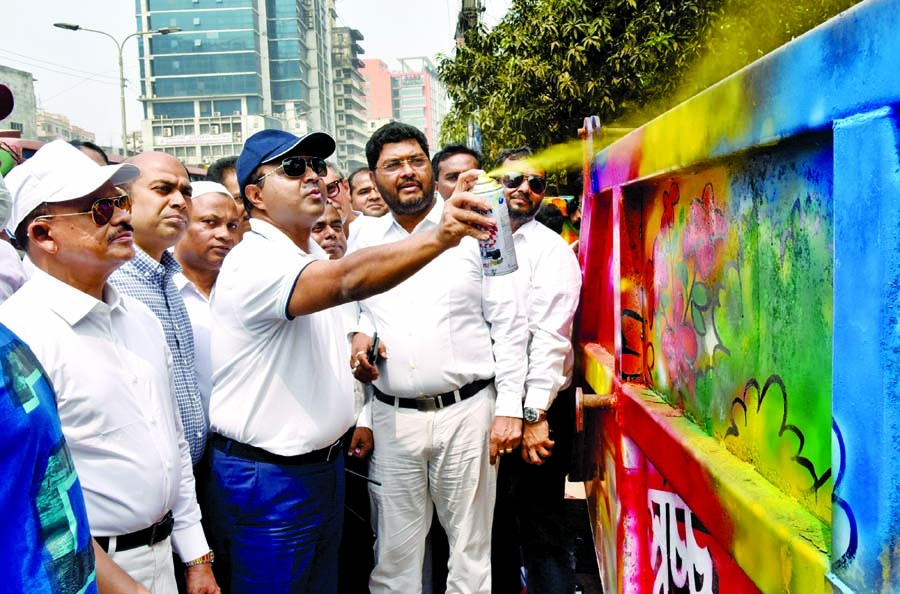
xmin=173 ymin=273 xmax=209 ymax=305
xmin=247 ymin=218 xmax=329 ymax=259
xmin=513 ymin=217 xmax=540 ymax=240
xmin=129 ymin=245 xmax=182 ymax=285
xmin=383 ymin=198 xmax=442 ymax=241
xmin=28 ymin=267 xmax=128 ymax=327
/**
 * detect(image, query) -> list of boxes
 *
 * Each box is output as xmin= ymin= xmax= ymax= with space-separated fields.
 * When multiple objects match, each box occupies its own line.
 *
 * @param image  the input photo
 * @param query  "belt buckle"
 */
xmin=416 ymin=396 xmax=440 ymax=412
xmin=148 ymin=511 xmax=172 ymax=546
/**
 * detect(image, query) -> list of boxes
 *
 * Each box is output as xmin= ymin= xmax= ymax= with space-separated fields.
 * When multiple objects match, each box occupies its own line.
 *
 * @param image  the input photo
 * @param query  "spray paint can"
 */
xmin=471 ymin=174 xmax=518 ymax=276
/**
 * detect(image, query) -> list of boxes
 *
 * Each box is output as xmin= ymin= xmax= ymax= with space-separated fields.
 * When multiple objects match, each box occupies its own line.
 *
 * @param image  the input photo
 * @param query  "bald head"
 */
xmin=125 ymin=151 xmax=194 ymax=261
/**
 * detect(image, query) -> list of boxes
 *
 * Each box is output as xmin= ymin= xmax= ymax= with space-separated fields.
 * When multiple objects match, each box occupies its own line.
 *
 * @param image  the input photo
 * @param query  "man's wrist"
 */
xmin=523 ymin=406 xmax=546 ymax=424
xmin=184 ymin=550 xmax=215 ymax=567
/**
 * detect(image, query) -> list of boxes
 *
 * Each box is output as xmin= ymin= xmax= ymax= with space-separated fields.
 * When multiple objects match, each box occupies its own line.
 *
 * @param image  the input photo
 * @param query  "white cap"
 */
xmin=191 ymin=181 xmax=232 ymax=199
xmin=5 ymin=140 xmax=140 ymax=231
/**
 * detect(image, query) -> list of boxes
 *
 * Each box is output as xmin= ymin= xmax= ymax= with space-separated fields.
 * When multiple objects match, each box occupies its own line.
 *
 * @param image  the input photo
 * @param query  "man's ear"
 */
xmin=244 ymin=183 xmax=266 ymax=213
xmin=28 ymin=220 xmax=59 ymax=255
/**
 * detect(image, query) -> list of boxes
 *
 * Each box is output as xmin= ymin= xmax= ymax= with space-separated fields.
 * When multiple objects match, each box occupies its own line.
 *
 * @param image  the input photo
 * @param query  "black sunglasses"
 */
xmin=501 ymin=174 xmax=546 ymax=194
xmin=35 ymin=194 xmax=132 ymax=227
xmin=326 ymin=177 xmax=345 ymax=198
xmin=257 ymin=156 xmax=328 ymax=184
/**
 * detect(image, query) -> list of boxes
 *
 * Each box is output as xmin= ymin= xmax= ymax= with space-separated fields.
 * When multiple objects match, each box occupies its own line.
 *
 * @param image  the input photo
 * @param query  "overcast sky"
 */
xmin=0 ymin=0 xmax=510 ymax=147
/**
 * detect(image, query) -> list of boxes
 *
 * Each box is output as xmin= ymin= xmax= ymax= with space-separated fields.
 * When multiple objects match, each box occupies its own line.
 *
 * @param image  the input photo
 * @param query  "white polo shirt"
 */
xmin=209 ymin=219 xmax=354 ymax=456
xmin=174 ymin=274 xmax=212 ymax=418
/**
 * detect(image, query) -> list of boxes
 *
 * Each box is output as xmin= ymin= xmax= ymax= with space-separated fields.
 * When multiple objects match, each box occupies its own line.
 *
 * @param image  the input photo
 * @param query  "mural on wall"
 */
xmin=612 ymin=140 xmax=834 ymax=521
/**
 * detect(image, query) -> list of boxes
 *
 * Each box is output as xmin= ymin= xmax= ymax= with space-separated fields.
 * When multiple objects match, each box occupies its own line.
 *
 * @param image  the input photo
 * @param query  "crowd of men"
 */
xmin=1 ymin=79 xmax=584 ymax=594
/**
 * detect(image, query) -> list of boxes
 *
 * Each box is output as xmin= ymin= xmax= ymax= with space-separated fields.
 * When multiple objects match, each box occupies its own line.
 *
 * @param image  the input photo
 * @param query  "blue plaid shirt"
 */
xmin=109 ymin=248 xmax=208 ymax=465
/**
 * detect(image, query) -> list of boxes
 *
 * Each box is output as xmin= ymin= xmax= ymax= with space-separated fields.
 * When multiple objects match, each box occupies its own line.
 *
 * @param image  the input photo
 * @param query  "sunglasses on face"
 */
xmin=501 ymin=174 xmax=546 ymax=194
xmin=325 ymin=177 xmax=345 ymax=198
xmin=35 ymin=194 xmax=132 ymax=227
xmin=256 ymin=156 xmax=328 ymax=185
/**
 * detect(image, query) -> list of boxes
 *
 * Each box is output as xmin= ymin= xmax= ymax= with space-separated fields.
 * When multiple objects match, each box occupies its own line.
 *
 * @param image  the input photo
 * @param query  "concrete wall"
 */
xmin=0 ymin=64 xmax=37 ymax=138
xmin=574 ymin=1 xmax=900 ymax=591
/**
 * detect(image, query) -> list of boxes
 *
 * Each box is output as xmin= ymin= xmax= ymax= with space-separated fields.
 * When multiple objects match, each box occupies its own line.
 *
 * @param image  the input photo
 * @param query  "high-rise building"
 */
xmin=135 ymin=0 xmax=336 ymax=166
xmin=360 ymin=59 xmax=392 ymax=121
xmin=359 ymin=57 xmax=449 ymax=151
xmin=331 ymin=26 xmax=367 ymax=173
xmin=390 ymin=57 xmax=448 ymax=150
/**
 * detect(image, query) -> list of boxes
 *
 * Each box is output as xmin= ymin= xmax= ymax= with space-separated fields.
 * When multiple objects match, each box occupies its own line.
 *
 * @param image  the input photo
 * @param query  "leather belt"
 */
xmin=373 ymin=377 xmax=493 ymax=412
xmin=94 ymin=510 xmax=173 ymax=553
xmin=212 ymin=434 xmax=343 ymax=466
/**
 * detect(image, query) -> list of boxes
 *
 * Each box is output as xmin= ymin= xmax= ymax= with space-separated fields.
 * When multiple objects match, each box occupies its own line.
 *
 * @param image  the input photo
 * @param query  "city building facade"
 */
xmin=35 ymin=111 xmax=96 ymax=144
xmin=0 ymin=65 xmax=37 ymax=139
xmin=360 ymin=57 xmax=449 ymax=151
xmin=135 ymin=0 xmax=337 ymax=166
xmin=331 ymin=26 xmax=367 ymax=173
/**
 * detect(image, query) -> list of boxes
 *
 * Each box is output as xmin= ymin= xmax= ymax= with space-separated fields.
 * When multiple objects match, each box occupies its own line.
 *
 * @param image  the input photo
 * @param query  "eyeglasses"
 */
xmin=501 ymin=174 xmax=546 ymax=194
xmin=325 ymin=178 xmax=345 ymax=198
xmin=376 ymin=155 xmax=430 ymax=173
xmin=255 ymin=156 xmax=328 ymax=185
xmin=35 ymin=194 xmax=132 ymax=227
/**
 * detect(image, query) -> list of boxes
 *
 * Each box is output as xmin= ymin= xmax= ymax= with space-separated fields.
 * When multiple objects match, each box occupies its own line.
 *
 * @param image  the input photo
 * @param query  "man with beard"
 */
xmin=491 ymin=147 xmax=582 ymax=594
xmin=173 ymin=181 xmax=242 ymax=417
xmin=348 ymin=122 xmax=527 ymax=594
xmin=205 ymin=128 xmax=495 ymax=594
xmin=348 ymin=167 xmax=388 ymax=217
xmin=0 ymin=140 xmax=216 ymax=593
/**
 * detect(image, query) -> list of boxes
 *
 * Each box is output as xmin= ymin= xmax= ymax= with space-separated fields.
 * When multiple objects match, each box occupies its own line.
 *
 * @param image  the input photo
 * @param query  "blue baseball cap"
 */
xmin=237 ymin=129 xmax=335 ymax=195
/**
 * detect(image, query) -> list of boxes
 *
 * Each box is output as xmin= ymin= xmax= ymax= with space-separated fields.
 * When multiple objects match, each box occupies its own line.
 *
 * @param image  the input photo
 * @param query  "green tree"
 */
xmin=439 ymin=0 xmax=857 ymax=160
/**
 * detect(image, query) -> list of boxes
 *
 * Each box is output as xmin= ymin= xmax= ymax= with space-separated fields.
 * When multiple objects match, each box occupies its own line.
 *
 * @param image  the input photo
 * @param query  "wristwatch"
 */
xmin=185 ymin=550 xmax=215 ymax=567
xmin=523 ymin=407 xmax=546 ymax=424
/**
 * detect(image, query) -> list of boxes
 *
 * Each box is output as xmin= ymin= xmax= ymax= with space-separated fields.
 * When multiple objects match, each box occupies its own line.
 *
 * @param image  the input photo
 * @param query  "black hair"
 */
xmin=534 ymin=202 xmax=565 ymax=234
xmin=69 ymin=140 xmax=109 ymax=165
xmin=207 ymin=155 xmax=238 ymax=184
xmin=365 ymin=121 xmax=429 ymax=171
xmin=347 ymin=167 xmax=371 ymax=193
xmin=431 ymin=143 xmax=483 ymax=180
xmin=493 ymin=146 xmax=534 ymax=170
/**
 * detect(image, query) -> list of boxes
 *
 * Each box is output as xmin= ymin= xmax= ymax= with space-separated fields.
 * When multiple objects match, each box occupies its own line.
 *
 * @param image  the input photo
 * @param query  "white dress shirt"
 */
xmin=349 ymin=199 xmax=528 ymax=422
xmin=0 ymin=240 xmax=26 ymax=302
xmin=512 ymin=218 xmax=583 ymax=411
xmin=0 ymin=269 xmax=209 ymax=562
xmin=174 ymin=274 xmax=212 ymax=418
xmin=209 ymin=219 xmax=354 ymax=456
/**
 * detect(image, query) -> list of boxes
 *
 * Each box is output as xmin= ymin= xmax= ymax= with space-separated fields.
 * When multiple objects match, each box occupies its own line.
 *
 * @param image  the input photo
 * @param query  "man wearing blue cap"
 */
xmin=204 ymin=129 xmax=496 ymax=594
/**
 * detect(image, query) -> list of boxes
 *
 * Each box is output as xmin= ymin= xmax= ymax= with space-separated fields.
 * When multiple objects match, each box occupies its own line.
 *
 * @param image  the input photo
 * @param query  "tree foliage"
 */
xmin=438 ymin=0 xmax=858 ymax=159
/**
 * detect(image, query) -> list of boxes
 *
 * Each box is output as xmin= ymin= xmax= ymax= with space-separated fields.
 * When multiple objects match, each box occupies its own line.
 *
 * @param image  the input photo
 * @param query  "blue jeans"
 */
xmin=205 ymin=443 xmax=345 ymax=594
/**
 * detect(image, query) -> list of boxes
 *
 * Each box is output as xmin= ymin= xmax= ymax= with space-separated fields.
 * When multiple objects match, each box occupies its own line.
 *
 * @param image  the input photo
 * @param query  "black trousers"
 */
xmin=491 ymin=390 xmax=576 ymax=594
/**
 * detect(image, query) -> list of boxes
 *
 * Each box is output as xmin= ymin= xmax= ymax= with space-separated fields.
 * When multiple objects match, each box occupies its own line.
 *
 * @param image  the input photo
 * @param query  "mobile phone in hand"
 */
xmin=367 ymin=333 xmax=380 ymax=365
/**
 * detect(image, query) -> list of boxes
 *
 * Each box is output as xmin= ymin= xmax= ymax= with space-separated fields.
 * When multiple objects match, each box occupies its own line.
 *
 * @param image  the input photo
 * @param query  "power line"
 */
xmin=0 ymin=48 xmax=120 ymax=81
xmin=0 ymin=52 xmax=120 ymax=87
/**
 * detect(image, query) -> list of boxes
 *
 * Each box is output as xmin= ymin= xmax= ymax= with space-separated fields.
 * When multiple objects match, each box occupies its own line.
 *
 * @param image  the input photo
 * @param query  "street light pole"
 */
xmin=53 ymin=23 xmax=181 ymax=157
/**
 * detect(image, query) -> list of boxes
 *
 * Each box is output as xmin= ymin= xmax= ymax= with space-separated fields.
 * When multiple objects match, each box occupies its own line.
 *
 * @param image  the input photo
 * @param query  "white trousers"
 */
xmin=107 ymin=536 xmax=177 ymax=594
xmin=369 ymin=386 xmax=497 ymax=594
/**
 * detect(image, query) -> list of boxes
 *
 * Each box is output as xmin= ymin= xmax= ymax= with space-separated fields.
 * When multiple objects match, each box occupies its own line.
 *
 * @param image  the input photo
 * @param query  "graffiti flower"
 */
xmin=682 ymin=183 xmax=727 ymax=278
xmin=660 ymin=182 xmax=680 ymax=231
xmin=660 ymin=290 xmax=698 ymax=389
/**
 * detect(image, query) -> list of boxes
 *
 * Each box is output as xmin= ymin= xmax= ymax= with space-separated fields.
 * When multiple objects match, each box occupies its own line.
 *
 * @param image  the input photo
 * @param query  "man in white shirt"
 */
xmin=490 ymin=147 xmax=582 ymax=594
xmin=173 ymin=181 xmax=242 ymax=414
xmin=310 ymin=201 xmax=347 ymax=260
xmin=431 ymin=143 xmax=483 ymax=201
xmin=0 ymin=140 xmax=218 ymax=594
xmin=348 ymin=167 xmax=388 ymax=217
xmin=205 ymin=128 xmax=495 ymax=594
xmin=348 ymin=122 xmax=528 ymax=594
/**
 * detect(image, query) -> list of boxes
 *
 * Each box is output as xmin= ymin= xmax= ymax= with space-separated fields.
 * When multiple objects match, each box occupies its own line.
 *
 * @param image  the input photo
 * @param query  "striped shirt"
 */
xmin=109 ymin=247 xmax=208 ymax=465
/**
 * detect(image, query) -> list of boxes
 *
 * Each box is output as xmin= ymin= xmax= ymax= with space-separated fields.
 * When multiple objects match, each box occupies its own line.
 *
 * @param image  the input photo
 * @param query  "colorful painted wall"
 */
xmin=573 ymin=1 xmax=900 ymax=592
